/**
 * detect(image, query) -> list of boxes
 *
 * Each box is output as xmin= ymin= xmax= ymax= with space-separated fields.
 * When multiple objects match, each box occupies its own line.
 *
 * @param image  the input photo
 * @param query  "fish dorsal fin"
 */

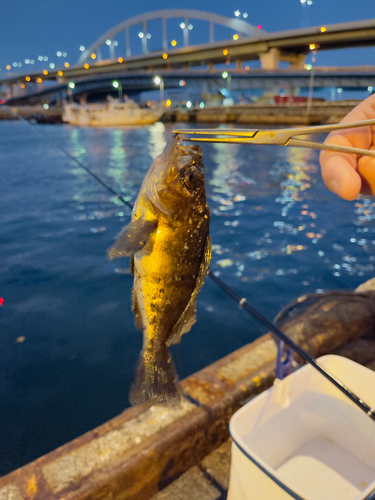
xmin=167 ymin=235 xmax=212 ymax=347
xmin=107 ymin=218 xmax=158 ymax=260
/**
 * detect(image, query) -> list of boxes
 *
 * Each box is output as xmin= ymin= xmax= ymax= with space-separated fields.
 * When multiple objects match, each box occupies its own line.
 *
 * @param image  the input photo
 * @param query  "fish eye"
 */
xmin=184 ymin=167 xmax=200 ymax=190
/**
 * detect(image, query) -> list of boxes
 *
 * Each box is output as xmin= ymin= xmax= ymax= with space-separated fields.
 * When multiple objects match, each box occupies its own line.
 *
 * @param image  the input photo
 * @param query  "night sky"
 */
xmin=1 ymin=1 xmax=374 ymax=72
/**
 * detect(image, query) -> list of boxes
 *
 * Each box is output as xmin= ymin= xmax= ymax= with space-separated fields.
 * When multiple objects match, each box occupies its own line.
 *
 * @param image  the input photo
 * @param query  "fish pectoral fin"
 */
xmin=107 ymin=218 xmax=158 ymax=260
xmin=167 ymin=235 xmax=212 ymax=347
xmin=132 ymin=286 xmax=144 ymax=330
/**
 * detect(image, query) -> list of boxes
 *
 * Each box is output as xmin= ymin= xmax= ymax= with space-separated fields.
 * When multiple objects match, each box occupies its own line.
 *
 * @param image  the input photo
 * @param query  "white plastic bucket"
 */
xmin=228 ymin=355 xmax=375 ymax=500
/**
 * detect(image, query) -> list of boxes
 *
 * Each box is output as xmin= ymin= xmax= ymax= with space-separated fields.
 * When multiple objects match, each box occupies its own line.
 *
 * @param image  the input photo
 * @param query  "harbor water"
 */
xmin=1 ymin=119 xmax=375 ymax=475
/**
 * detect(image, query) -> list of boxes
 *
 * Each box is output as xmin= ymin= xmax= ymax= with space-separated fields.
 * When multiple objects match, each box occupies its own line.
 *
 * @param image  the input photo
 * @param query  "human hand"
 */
xmin=319 ymin=94 xmax=375 ymax=200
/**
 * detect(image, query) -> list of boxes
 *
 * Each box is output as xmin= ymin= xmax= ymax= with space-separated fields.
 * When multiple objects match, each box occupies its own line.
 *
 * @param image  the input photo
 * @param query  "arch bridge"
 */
xmin=78 ymin=9 xmax=264 ymax=64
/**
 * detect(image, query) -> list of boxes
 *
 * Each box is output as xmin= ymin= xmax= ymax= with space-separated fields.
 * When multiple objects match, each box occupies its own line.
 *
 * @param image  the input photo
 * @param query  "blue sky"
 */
xmin=1 ymin=0 xmax=374 ymax=72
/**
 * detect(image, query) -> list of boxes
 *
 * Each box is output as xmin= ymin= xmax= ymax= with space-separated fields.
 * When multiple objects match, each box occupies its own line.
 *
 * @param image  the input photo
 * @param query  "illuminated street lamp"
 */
xmin=154 ymin=76 xmax=164 ymax=101
xmin=222 ymin=71 xmax=231 ymax=91
xmin=112 ymin=80 xmax=122 ymax=100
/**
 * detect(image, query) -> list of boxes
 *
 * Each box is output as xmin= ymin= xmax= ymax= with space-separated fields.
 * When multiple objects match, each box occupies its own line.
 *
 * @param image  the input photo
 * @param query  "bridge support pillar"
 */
xmin=259 ymin=48 xmax=280 ymax=70
xmin=287 ymin=53 xmax=306 ymax=70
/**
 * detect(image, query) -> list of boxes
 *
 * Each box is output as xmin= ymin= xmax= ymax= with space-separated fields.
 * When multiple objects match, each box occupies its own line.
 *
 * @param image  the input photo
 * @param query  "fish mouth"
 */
xmin=146 ymin=135 xmax=204 ymax=215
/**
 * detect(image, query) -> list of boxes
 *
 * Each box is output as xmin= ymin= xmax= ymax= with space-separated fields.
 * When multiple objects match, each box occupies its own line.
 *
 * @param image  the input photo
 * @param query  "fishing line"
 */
xmin=5 ymin=105 xmax=375 ymax=420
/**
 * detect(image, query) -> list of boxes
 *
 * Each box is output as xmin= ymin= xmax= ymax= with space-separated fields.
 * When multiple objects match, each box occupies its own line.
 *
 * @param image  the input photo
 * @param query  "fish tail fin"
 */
xmin=129 ymin=344 xmax=180 ymax=406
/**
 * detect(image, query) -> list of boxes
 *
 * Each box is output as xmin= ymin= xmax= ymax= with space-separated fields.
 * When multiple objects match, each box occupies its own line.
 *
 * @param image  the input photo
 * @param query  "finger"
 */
xmin=320 ymin=95 xmax=375 ymax=199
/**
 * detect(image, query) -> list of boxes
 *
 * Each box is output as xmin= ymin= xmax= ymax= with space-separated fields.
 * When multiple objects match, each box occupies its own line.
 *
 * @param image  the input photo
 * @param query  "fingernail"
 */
xmin=328 ymin=179 xmax=339 ymax=195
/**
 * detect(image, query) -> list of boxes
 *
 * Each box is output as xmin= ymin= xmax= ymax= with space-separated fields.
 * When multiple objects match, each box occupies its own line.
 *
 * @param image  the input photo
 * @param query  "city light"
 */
xmin=84 ymin=63 xmax=90 ymax=69
xmin=25 ymin=59 xmax=30 ymax=64
xmin=79 ymin=45 xmax=85 ymax=51
xmin=162 ymin=53 xmax=168 ymax=59
xmin=368 ymin=86 xmax=373 ymax=92
xmin=64 ymin=62 xmax=70 ymax=68
xmin=106 ymin=39 xmax=112 ymax=45
xmin=62 ymin=52 xmax=67 ymax=57
xmin=199 ymin=102 xmax=205 ymax=108
xmin=154 ymin=76 xmax=164 ymax=100
xmin=6 ymin=65 xmax=10 ymax=70
xmin=257 ymin=25 xmax=262 ymax=29
xmin=320 ymin=26 xmax=327 ymax=32
xmin=38 ymin=56 xmax=43 ymax=61
xmin=20 ymin=83 xmax=25 ymax=89
xmin=43 ymin=70 xmax=48 ymax=75
xmin=179 ymin=80 xmax=185 ymax=86
xmin=154 ymin=76 xmax=161 ymax=85
xmin=91 ymin=53 xmax=96 ymax=59
xmin=56 ymin=51 xmax=62 ymax=57
xmin=118 ymin=57 xmax=124 ymax=63
xmin=166 ymin=99 xmax=172 ymax=107
xmin=68 ymin=82 xmax=75 ymax=89
xmin=188 ymin=24 xmax=193 ymax=30
xmin=186 ymin=101 xmax=192 ymax=109
xmin=222 ymin=71 xmax=229 ymax=79
xmin=138 ymin=32 xmax=144 ymax=38
xmin=43 ymin=56 xmax=48 ymax=61
xmin=49 ymin=63 xmax=55 ymax=69
xmin=37 ymin=77 xmax=42 ymax=83
xmin=112 ymin=80 xmax=119 ymax=88
xmin=43 ymin=103 xmax=49 ymax=109
xmin=223 ymin=49 xmax=229 ymax=56
xmin=58 ymin=71 xmax=64 ymax=76
xmin=25 ymin=76 xmax=31 ymax=81
xmin=243 ymin=12 xmax=248 ymax=18
xmin=113 ymin=40 xmax=119 ymax=46
xmin=233 ymin=34 xmax=239 ymax=40
xmin=171 ymin=40 xmax=177 ymax=47
xmin=337 ymin=88 xmax=343 ymax=94
xmin=234 ymin=10 xmax=241 ymax=17
xmin=180 ymin=23 xmax=185 ymax=29
xmin=146 ymin=34 xmax=151 ymax=39
xmin=309 ymin=43 xmax=316 ymax=50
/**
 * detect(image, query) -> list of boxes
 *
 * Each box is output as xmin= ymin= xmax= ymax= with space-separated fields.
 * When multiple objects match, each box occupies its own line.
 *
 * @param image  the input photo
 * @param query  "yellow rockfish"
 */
xmin=108 ymin=135 xmax=211 ymax=405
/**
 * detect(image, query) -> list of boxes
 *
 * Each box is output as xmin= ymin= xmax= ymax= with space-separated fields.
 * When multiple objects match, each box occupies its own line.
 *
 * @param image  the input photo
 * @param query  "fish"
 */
xmin=108 ymin=134 xmax=211 ymax=406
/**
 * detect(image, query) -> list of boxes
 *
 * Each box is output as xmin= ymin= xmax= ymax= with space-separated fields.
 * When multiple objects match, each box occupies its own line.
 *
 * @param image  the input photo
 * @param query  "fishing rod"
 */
xmin=4 ymin=104 xmax=375 ymax=421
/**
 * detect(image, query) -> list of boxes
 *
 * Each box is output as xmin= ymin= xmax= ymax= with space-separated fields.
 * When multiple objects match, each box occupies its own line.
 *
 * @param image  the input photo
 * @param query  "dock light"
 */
xmin=84 ymin=63 xmax=90 ymax=69
xmin=368 ymin=86 xmax=373 ymax=92
xmin=68 ymin=82 xmax=75 ymax=89
xmin=162 ymin=53 xmax=168 ymax=59
xmin=6 ymin=65 xmax=10 ymax=70
xmin=223 ymin=49 xmax=229 ymax=56
xmin=79 ymin=45 xmax=85 ymax=51
xmin=186 ymin=101 xmax=192 ymax=109
xmin=138 ymin=32 xmax=144 ymax=39
xmin=171 ymin=40 xmax=177 ymax=47
xmin=106 ymin=39 xmax=112 ymax=45
xmin=43 ymin=103 xmax=49 ymax=109
xmin=64 ymin=62 xmax=70 ymax=68
xmin=199 ymin=102 xmax=205 ymax=108
xmin=90 ymin=53 xmax=96 ymax=60
xmin=166 ymin=99 xmax=172 ymax=107
xmin=222 ymin=71 xmax=229 ymax=79
xmin=25 ymin=76 xmax=31 ymax=82
xmin=58 ymin=70 xmax=64 ymax=76
xmin=306 ymin=64 xmax=312 ymax=70
xmin=234 ymin=10 xmax=240 ymax=17
xmin=112 ymin=81 xmax=119 ymax=88
xmin=233 ymin=34 xmax=239 ymax=41
xmin=43 ymin=70 xmax=48 ymax=75
xmin=337 ymin=88 xmax=343 ymax=94
xmin=180 ymin=22 xmax=185 ymax=29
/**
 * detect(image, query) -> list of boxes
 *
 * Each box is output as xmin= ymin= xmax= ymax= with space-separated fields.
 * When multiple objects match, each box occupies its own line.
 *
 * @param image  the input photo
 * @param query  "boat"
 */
xmin=1 ymin=285 xmax=375 ymax=499
xmin=62 ymin=96 xmax=164 ymax=127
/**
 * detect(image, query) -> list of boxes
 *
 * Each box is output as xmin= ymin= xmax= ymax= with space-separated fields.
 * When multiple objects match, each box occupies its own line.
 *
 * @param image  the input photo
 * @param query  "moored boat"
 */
xmin=62 ymin=96 xmax=164 ymax=127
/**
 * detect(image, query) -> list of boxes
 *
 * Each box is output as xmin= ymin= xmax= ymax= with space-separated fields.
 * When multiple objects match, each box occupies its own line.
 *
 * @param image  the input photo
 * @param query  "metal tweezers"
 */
xmin=174 ymin=119 xmax=375 ymax=157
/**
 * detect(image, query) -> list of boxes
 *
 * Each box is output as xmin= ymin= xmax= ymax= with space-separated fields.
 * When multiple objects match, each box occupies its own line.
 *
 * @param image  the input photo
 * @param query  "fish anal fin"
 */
xmin=107 ymin=218 xmax=158 ymax=260
xmin=167 ymin=234 xmax=212 ymax=347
